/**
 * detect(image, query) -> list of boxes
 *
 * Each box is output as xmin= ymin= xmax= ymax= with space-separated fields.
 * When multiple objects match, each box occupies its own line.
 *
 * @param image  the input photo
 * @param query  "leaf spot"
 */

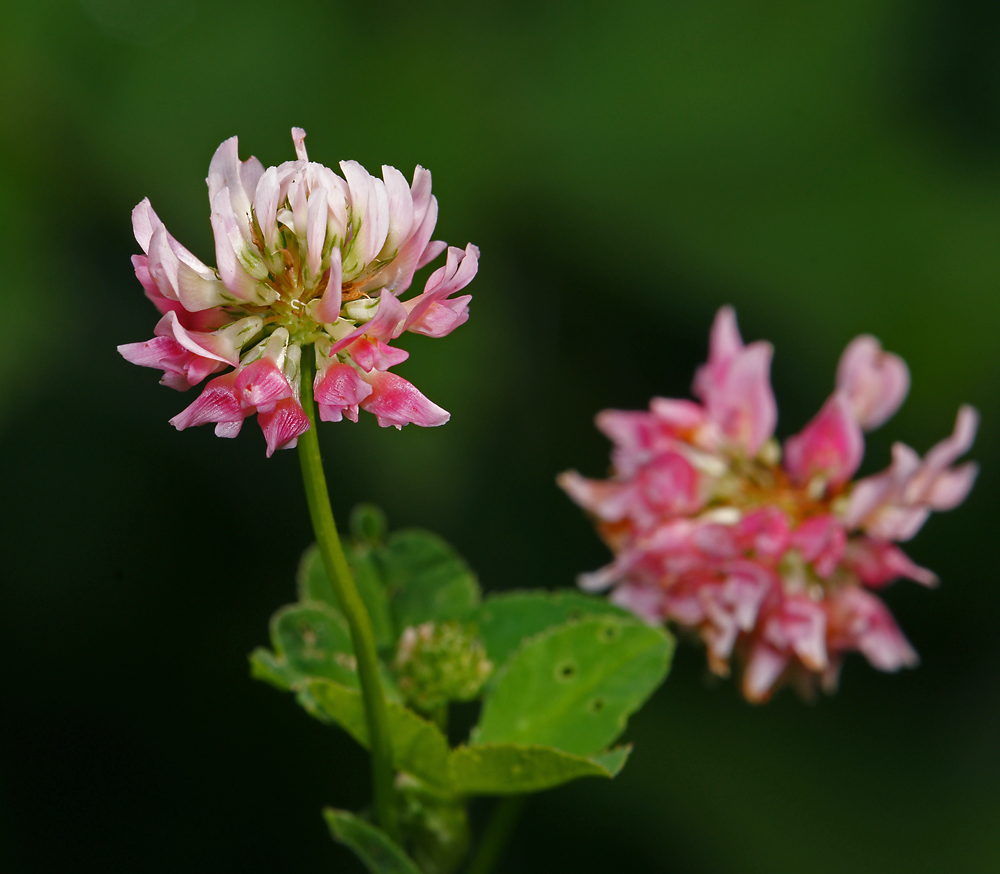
xmin=598 ymin=623 xmax=620 ymax=643
xmin=556 ymin=661 xmax=578 ymax=681
xmin=588 ymin=697 xmax=605 ymax=714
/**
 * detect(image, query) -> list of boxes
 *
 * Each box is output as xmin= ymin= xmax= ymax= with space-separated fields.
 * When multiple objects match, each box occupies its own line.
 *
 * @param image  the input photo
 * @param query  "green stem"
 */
xmin=297 ymin=352 xmax=398 ymax=840
xmin=466 ymin=796 xmax=526 ymax=874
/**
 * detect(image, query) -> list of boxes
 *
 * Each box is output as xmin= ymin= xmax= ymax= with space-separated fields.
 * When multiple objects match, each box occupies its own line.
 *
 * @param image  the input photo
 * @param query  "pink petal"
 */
xmin=763 ymin=595 xmax=828 ymax=671
xmin=403 ymin=294 xmax=471 ymax=338
xmin=328 ymin=292 xmax=408 ymax=354
xmin=836 ymin=335 xmax=910 ymax=430
xmin=359 ymin=370 xmax=450 ymax=428
xmin=234 ymin=358 xmax=293 ymax=412
xmin=826 ymin=587 xmax=918 ymax=671
xmin=258 ymin=397 xmax=310 ymax=457
xmin=610 ymin=582 xmax=667 ymax=624
xmin=314 ymin=361 xmax=374 ymax=423
xmin=315 ymin=248 xmax=343 ymax=324
xmin=401 ymin=244 xmax=480 ymax=335
xmin=843 ymin=538 xmax=938 ymax=587
xmin=348 ymin=338 xmax=409 ymax=373
xmin=784 ymin=393 xmax=864 ymax=489
xmin=790 ymin=515 xmax=848 ymax=579
xmin=169 ymin=372 xmax=247 ymax=431
xmin=734 ymin=507 xmax=791 ymax=559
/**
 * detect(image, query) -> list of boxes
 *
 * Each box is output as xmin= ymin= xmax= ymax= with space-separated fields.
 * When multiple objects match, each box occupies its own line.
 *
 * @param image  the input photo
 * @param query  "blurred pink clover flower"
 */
xmin=560 ymin=308 xmax=977 ymax=702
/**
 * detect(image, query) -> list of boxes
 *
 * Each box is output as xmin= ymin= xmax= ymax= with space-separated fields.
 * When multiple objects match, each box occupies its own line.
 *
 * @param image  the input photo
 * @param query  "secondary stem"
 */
xmin=297 ymin=353 xmax=399 ymax=840
xmin=466 ymin=796 xmax=526 ymax=874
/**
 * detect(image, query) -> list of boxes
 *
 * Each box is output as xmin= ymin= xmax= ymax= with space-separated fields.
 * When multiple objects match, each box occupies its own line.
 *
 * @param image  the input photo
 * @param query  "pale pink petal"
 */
xmin=707 ymin=341 xmax=777 ymax=456
xmin=146 ymin=224 xmax=230 ymax=312
xmin=206 ymin=136 xmax=263 ymax=249
xmin=315 ymin=247 xmax=343 ymax=324
xmin=291 ymin=127 xmax=308 ymax=161
xmin=610 ymin=582 xmax=666 ymax=624
xmin=784 ymin=393 xmax=864 ymax=489
xmin=827 ymin=587 xmax=918 ymax=671
xmin=925 ymin=462 xmax=979 ymax=511
xmin=556 ymin=471 xmax=634 ymax=523
xmin=401 ymin=244 xmax=479 ymax=335
xmin=380 ymin=164 xmax=415 ymax=258
xmin=416 ymin=239 xmax=448 ymax=270
xmin=359 ymin=370 xmax=450 ymax=428
xmin=403 ymin=294 xmax=471 ymax=338
xmin=210 ymin=189 xmax=271 ymax=301
xmin=692 ymin=306 xmax=744 ymax=400
xmin=763 ymin=596 xmax=828 ymax=671
xmin=254 ymin=166 xmax=282 ymax=252
xmin=306 ymin=186 xmax=328 ymax=281
xmin=742 ymin=643 xmax=789 ymax=703
xmin=836 ymin=335 xmax=910 ymax=430
xmin=132 ymin=198 xmax=157 ymax=252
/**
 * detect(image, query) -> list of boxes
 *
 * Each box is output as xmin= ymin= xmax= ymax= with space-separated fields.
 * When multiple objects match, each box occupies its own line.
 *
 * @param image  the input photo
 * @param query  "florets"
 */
xmin=560 ymin=308 xmax=978 ymax=701
xmin=119 ymin=128 xmax=478 ymax=454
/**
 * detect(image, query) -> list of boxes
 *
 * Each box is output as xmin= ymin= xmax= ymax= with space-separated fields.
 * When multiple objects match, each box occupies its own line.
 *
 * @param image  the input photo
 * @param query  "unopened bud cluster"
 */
xmin=393 ymin=622 xmax=493 ymax=714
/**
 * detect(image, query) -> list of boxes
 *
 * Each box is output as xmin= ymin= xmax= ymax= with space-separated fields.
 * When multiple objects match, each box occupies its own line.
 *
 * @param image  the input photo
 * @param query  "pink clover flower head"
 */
xmin=559 ymin=307 xmax=978 ymax=702
xmin=119 ymin=129 xmax=478 ymax=453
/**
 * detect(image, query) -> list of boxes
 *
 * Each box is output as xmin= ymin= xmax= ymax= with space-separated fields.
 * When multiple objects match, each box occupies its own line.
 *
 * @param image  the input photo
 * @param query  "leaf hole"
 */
xmin=599 ymin=624 xmax=620 ymax=643
xmin=588 ymin=697 xmax=605 ymax=713
xmin=556 ymin=661 xmax=578 ymax=682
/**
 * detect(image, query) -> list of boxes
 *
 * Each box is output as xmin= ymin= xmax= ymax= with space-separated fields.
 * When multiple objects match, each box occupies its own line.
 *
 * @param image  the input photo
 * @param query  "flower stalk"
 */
xmin=297 ymin=352 xmax=398 ymax=839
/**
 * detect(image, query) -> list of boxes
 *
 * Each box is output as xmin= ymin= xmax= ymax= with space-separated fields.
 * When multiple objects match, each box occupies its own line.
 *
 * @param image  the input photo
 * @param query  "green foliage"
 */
xmin=252 ymin=510 xmax=678 ymax=872
xmin=396 ymin=776 xmax=470 ymax=874
xmin=449 ymin=743 xmax=630 ymax=795
xmin=474 ymin=616 xmax=674 ymax=756
xmin=304 ymin=679 xmax=453 ymax=790
xmin=252 ymin=505 xmax=676 ymax=868
xmin=298 ymin=526 xmax=481 ymax=653
xmin=324 ymin=808 xmax=422 ymax=874
xmin=466 ymin=590 xmax=631 ymax=674
xmin=248 ymin=602 xmax=358 ymax=692
xmin=378 ymin=530 xmax=481 ymax=632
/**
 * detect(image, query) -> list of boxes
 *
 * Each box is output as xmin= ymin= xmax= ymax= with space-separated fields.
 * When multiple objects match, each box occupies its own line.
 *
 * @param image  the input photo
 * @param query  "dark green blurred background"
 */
xmin=2 ymin=1 xmax=998 ymax=871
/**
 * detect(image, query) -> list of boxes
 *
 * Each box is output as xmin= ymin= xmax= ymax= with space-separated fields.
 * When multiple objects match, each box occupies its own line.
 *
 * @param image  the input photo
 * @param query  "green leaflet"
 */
xmin=296 ymin=526 xmax=480 ymax=652
xmin=303 ymin=679 xmax=452 ymax=790
xmin=296 ymin=543 xmax=339 ymax=609
xmin=449 ymin=743 xmax=631 ymax=795
xmin=378 ymin=530 xmax=481 ymax=632
xmin=298 ymin=543 xmax=396 ymax=651
xmin=466 ymin=590 xmax=631 ymax=673
xmin=474 ymin=616 xmax=674 ymax=756
xmin=324 ymin=809 xmax=422 ymax=874
xmin=250 ymin=602 xmax=359 ymax=692
xmin=302 ymin=679 xmax=631 ymax=797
